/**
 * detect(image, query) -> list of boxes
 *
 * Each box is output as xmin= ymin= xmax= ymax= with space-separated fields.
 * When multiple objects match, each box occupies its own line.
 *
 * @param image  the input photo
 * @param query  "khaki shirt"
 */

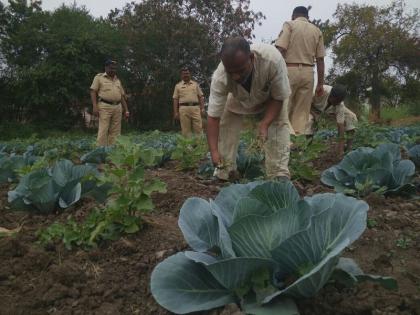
xmin=208 ymin=43 xmax=291 ymax=118
xmin=275 ymin=17 xmax=325 ymax=65
xmin=173 ymin=80 xmax=203 ymax=104
xmin=312 ymin=85 xmax=355 ymax=124
xmin=90 ymin=73 xmax=125 ymax=103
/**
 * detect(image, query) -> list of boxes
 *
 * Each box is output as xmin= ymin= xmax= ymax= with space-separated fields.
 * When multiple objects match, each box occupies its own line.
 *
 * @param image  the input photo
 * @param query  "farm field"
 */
xmin=0 ymin=124 xmax=419 ymax=315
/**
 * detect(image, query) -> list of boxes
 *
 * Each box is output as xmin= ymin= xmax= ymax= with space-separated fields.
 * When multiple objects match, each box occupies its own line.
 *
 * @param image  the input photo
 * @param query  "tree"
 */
xmin=109 ymin=0 xmax=264 ymax=129
xmin=0 ymin=0 xmax=264 ymax=129
xmin=0 ymin=1 xmax=124 ymax=127
xmin=327 ymin=0 xmax=419 ymax=120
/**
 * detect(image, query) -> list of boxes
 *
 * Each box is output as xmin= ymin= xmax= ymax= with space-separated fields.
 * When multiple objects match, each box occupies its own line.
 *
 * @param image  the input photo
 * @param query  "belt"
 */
xmin=179 ymin=102 xmax=199 ymax=106
xmin=98 ymin=98 xmax=121 ymax=105
xmin=286 ymin=63 xmax=314 ymax=67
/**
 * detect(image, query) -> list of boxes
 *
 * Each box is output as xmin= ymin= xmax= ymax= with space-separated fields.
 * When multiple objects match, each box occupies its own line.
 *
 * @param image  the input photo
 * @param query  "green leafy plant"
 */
xmin=352 ymin=123 xmax=387 ymax=149
xmin=408 ymin=144 xmax=420 ymax=168
xmin=198 ymin=140 xmax=264 ymax=181
xmin=135 ymin=130 xmax=177 ymax=167
xmin=237 ymin=141 xmax=264 ymax=180
xmin=321 ymin=143 xmax=416 ymax=197
xmin=150 ymin=181 xmax=395 ymax=314
xmin=80 ymin=146 xmax=112 ymax=164
xmin=290 ymin=136 xmax=327 ymax=181
xmin=39 ymin=138 xmax=167 ymax=248
xmin=8 ymin=159 xmax=109 ymax=213
xmin=17 ymin=148 xmax=61 ymax=177
xmin=171 ymin=135 xmax=208 ymax=170
xmin=367 ymin=218 xmax=378 ymax=229
xmin=0 ymin=151 xmax=38 ymax=183
xmin=396 ymin=236 xmax=411 ymax=249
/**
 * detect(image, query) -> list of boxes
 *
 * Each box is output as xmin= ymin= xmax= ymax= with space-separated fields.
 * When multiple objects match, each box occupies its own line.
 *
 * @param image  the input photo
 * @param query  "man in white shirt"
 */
xmin=207 ymin=37 xmax=291 ymax=180
xmin=305 ymin=84 xmax=358 ymax=156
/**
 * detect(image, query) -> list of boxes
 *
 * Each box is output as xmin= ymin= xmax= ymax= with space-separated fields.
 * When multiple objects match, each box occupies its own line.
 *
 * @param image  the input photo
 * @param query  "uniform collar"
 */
xmin=181 ymin=80 xmax=193 ymax=85
xmin=295 ymin=16 xmax=309 ymax=22
xmin=103 ymin=72 xmax=118 ymax=80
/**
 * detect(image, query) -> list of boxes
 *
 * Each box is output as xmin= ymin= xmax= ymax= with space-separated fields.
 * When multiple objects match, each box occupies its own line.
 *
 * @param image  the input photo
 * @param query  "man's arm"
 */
xmin=196 ymin=84 xmax=205 ymax=115
xmin=315 ymin=57 xmax=325 ymax=96
xmin=274 ymin=22 xmax=291 ymax=60
xmin=206 ymin=67 xmax=228 ymax=166
xmin=199 ymin=95 xmax=205 ymax=114
xmin=173 ymin=98 xmax=179 ymax=120
xmin=90 ymin=89 xmax=99 ymax=116
xmin=121 ymin=96 xmax=129 ymax=119
xmin=207 ymin=116 xmax=221 ymax=165
xmin=259 ymin=99 xmax=283 ymax=141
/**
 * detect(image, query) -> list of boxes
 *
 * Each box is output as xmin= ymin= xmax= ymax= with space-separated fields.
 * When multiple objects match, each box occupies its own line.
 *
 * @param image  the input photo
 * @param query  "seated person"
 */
xmin=305 ymin=84 xmax=358 ymax=156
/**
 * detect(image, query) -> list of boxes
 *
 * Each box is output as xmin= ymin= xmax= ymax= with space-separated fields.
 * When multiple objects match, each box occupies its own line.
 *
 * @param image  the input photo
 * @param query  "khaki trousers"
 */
xmin=179 ymin=105 xmax=203 ymax=137
xmin=97 ymin=103 xmax=122 ymax=146
xmin=215 ymin=99 xmax=290 ymax=180
xmin=287 ymin=67 xmax=314 ymax=135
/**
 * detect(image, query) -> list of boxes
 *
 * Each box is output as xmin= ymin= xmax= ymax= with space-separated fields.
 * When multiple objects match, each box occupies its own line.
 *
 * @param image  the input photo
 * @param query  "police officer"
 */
xmin=275 ymin=6 xmax=326 ymax=135
xmin=90 ymin=59 xmax=129 ymax=146
xmin=173 ymin=67 xmax=205 ymax=137
xmin=207 ymin=37 xmax=291 ymax=181
xmin=305 ymin=84 xmax=358 ymax=156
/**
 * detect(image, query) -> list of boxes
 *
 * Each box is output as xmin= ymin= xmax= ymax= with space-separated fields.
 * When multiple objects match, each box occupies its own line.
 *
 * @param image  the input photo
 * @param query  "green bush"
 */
xmin=381 ymin=105 xmax=412 ymax=121
xmin=38 ymin=137 xmax=166 ymax=249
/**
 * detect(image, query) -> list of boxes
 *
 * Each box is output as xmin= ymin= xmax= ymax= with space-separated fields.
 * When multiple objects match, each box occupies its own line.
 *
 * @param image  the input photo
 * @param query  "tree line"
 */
xmin=0 ymin=0 xmax=418 ymax=130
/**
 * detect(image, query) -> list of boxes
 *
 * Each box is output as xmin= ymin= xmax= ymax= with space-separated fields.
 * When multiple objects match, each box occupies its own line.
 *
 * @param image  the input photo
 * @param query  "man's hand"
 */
xmin=258 ymin=122 xmax=269 ymax=142
xmin=124 ymin=111 xmax=130 ymax=121
xmin=93 ymin=105 xmax=99 ymax=116
xmin=210 ymin=150 xmax=221 ymax=166
xmin=201 ymin=108 xmax=205 ymax=116
xmin=173 ymin=112 xmax=180 ymax=121
xmin=315 ymin=84 xmax=324 ymax=97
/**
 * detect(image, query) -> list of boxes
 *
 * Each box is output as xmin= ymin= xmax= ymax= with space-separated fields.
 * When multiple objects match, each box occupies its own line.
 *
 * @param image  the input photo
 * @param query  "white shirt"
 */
xmin=312 ymin=85 xmax=354 ymax=124
xmin=208 ymin=43 xmax=291 ymax=118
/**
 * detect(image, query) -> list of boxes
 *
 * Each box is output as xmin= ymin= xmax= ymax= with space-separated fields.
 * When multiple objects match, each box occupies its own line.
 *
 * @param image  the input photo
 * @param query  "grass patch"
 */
xmin=381 ymin=105 xmax=413 ymax=121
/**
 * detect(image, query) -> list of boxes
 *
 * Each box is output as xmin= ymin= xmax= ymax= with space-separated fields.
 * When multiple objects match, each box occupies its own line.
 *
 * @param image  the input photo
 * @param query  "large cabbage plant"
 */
xmin=151 ymin=181 xmax=394 ymax=314
xmin=321 ymin=143 xmax=416 ymax=197
xmin=8 ymin=159 xmax=110 ymax=213
xmin=80 ymin=146 xmax=113 ymax=164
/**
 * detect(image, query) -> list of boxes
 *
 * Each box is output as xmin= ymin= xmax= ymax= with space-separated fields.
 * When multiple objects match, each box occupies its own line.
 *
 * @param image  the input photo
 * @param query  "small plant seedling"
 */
xmin=396 ymin=236 xmax=411 ymax=249
xmin=367 ymin=218 xmax=378 ymax=229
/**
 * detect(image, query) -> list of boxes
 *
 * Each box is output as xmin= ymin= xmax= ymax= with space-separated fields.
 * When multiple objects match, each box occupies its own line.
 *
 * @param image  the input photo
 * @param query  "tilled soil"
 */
xmin=0 ymin=153 xmax=419 ymax=315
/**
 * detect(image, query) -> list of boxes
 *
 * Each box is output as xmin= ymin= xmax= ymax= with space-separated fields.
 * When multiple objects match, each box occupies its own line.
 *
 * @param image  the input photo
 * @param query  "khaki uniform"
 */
xmin=90 ymin=73 xmax=125 ymax=146
xmin=173 ymin=80 xmax=204 ymax=137
xmin=208 ymin=43 xmax=291 ymax=179
xmin=275 ymin=17 xmax=325 ymax=135
xmin=305 ymin=85 xmax=358 ymax=135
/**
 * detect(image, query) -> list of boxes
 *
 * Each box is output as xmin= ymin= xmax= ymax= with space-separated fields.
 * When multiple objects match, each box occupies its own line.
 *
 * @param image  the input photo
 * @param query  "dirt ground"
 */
xmin=0 ymin=152 xmax=419 ymax=315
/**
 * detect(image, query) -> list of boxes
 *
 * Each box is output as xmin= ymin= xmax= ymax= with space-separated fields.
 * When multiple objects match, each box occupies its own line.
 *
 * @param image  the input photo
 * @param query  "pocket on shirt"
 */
xmin=255 ymin=89 xmax=270 ymax=102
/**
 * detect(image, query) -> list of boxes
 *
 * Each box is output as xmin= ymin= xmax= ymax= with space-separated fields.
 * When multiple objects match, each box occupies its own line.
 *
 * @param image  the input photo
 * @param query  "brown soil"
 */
xmin=0 ymin=156 xmax=419 ymax=315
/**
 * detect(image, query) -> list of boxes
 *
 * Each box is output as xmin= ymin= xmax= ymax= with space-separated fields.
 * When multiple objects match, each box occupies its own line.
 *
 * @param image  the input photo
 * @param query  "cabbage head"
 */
xmin=8 ymin=159 xmax=110 ymax=213
xmin=321 ymin=143 xmax=416 ymax=197
xmin=408 ymin=144 xmax=420 ymax=168
xmin=150 ymin=181 xmax=394 ymax=314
